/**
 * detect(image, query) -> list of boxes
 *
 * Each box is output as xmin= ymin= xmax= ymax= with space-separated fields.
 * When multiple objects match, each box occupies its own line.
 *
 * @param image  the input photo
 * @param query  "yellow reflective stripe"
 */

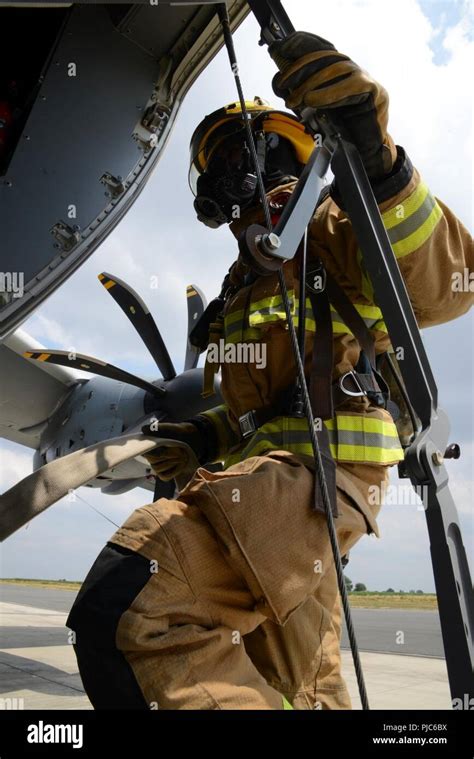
xmin=326 ymin=413 xmax=401 ymax=445
xmin=328 ymin=308 xmax=354 ymax=336
xmin=356 ymin=183 xmax=443 ymax=292
xmin=331 ymin=321 xmax=352 ymax=335
xmin=324 ymin=413 xmax=404 ymax=463
xmin=250 ymin=311 xmax=287 ymax=324
xmin=223 ymin=415 xmax=404 ymax=467
xmin=330 ymin=303 xmax=385 ymax=330
xmin=225 ymin=308 xmax=246 ymax=327
xmin=225 ymin=304 xmax=263 ymax=343
xmin=329 ymin=444 xmax=402 ymax=464
xmin=382 ymin=181 xmax=431 ymax=230
xmin=201 ymin=404 xmax=229 ymax=436
xmin=371 ymin=319 xmax=389 ymax=334
xmin=250 ymin=289 xmax=295 ymax=313
xmin=249 ymin=290 xmax=295 ymax=325
xmin=293 ymin=315 xmax=317 ymax=332
xmin=224 ymin=451 xmax=244 ymax=468
xmin=225 ymin=327 xmax=262 ymax=344
xmin=382 ymin=182 xmax=443 ymax=259
xmin=229 ymin=288 xmax=388 ymax=339
xmin=282 ymin=696 xmax=294 ymax=710
xmin=324 ymin=414 xmax=400 ymax=437
xmin=390 ymin=202 xmax=442 ymax=259
xmin=228 ymin=437 xmax=403 ymax=466
xmin=250 ymin=294 xmax=384 ymax=334
xmin=352 ymin=303 xmax=383 ymax=321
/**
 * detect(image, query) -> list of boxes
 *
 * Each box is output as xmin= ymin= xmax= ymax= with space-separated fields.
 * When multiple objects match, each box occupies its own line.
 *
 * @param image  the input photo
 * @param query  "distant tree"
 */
xmin=409 ymin=589 xmax=416 ymax=594
xmin=344 ymin=575 xmax=353 ymax=592
xmin=399 ymin=589 xmax=405 ymax=594
xmin=354 ymin=583 xmax=367 ymax=592
xmin=416 ymin=589 xmax=424 ymax=594
xmin=386 ymin=588 xmax=395 ymax=593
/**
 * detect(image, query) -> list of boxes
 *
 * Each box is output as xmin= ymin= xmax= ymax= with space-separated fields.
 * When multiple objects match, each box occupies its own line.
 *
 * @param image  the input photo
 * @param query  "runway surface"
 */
xmin=1 ymin=583 xmax=445 ymax=657
xmin=0 ymin=583 xmax=451 ymax=710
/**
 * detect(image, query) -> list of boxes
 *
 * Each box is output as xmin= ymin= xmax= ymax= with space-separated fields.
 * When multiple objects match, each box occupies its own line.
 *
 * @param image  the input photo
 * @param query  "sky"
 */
xmin=0 ymin=0 xmax=472 ymax=592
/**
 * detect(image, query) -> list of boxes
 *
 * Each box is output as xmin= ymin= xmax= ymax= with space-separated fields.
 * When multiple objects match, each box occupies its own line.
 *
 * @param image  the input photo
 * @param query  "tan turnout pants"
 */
xmin=69 ymin=451 xmax=387 ymax=710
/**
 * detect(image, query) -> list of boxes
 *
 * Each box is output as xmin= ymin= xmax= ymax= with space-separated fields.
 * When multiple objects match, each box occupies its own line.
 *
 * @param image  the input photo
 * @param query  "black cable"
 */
xmin=297 ymin=229 xmax=308 ymax=359
xmin=278 ymin=269 xmax=369 ymax=709
xmin=216 ymin=4 xmax=273 ymax=232
xmin=75 ymin=493 xmax=120 ymax=529
xmin=216 ymin=2 xmax=369 ymax=709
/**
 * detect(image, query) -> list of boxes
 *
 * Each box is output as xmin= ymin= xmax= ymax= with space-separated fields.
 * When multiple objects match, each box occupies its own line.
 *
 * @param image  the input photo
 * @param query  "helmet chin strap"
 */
xmin=216 ymin=2 xmax=370 ymax=711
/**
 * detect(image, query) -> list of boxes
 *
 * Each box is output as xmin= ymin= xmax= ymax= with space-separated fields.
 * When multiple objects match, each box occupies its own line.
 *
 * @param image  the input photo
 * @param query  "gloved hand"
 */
xmin=269 ymin=32 xmax=397 ymax=180
xmin=141 ymin=421 xmax=206 ymax=481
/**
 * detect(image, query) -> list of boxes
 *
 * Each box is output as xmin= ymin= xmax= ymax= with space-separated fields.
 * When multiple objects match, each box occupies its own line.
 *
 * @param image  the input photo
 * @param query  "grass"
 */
xmin=348 ymin=592 xmax=438 ymax=610
xmin=1 ymin=579 xmax=438 ymax=609
xmin=0 ymin=578 xmax=81 ymax=592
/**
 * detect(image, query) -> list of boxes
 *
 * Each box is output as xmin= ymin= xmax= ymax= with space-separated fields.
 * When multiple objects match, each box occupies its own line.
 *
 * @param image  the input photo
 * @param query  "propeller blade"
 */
xmin=98 ymin=272 xmax=176 ymax=381
xmin=184 ymin=284 xmax=206 ymax=371
xmin=23 ymin=349 xmax=165 ymax=398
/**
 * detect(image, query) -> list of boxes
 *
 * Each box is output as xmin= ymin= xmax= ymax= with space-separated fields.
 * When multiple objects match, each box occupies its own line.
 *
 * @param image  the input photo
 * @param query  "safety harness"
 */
xmin=198 ymin=189 xmax=392 ymax=461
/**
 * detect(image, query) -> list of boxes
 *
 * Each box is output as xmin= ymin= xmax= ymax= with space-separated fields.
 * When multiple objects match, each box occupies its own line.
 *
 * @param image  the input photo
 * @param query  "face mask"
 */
xmin=193 ymin=136 xmax=259 ymax=228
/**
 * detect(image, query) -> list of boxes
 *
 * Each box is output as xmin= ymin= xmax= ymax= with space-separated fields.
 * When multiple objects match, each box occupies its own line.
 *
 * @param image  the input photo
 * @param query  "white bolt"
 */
xmin=262 ymin=232 xmax=281 ymax=252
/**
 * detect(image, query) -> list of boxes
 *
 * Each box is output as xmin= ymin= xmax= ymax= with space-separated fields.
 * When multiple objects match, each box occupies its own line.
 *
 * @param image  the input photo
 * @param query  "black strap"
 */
xmin=307 ymin=285 xmax=334 ymax=420
xmin=324 ymin=271 xmax=377 ymax=369
xmin=322 ymin=270 xmax=389 ymax=406
xmin=305 ymin=264 xmax=389 ymax=410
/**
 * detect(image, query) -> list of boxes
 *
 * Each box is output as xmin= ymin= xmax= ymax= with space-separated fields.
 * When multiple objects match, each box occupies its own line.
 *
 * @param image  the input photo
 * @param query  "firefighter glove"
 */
xmin=269 ymin=32 xmax=397 ymax=179
xmin=141 ymin=421 xmax=206 ymax=481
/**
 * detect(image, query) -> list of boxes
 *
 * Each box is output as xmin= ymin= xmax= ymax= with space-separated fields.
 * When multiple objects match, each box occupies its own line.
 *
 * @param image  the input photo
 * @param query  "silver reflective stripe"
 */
xmin=387 ymin=192 xmax=436 ymax=245
xmin=242 ymin=427 xmax=401 ymax=452
xmin=326 ymin=428 xmax=402 ymax=450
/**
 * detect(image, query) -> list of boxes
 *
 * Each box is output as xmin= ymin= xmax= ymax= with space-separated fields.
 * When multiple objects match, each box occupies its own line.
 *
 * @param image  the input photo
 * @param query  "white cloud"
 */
xmin=0 ymin=446 xmax=33 ymax=492
xmin=27 ymin=312 xmax=74 ymax=349
xmin=286 ymin=0 xmax=472 ymax=225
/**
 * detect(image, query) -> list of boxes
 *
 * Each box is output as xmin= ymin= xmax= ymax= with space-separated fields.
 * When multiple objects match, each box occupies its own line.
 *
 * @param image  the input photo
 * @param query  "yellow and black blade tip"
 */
xmin=98 ymin=271 xmax=176 ymax=381
xmin=23 ymin=349 xmax=164 ymax=397
xmin=185 ymin=284 xmax=206 ymax=371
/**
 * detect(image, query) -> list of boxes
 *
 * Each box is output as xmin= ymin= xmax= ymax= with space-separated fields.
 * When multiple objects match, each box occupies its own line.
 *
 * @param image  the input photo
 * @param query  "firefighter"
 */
xmin=67 ymin=33 xmax=473 ymax=710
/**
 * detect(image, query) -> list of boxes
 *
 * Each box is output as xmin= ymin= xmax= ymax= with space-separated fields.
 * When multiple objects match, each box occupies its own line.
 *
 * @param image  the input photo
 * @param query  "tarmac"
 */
xmin=0 ymin=594 xmax=452 ymax=710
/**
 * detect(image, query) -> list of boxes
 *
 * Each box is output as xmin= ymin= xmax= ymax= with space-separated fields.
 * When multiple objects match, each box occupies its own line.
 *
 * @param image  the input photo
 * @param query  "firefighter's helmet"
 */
xmin=189 ymin=97 xmax=315 ymax=228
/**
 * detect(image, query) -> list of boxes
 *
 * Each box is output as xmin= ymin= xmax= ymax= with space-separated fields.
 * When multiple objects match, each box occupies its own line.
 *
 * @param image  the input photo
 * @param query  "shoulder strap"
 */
xmin=324 ymin=272 xmax=377 ymax=369
xmin=307 ymin=283 xmax=334 ymax=420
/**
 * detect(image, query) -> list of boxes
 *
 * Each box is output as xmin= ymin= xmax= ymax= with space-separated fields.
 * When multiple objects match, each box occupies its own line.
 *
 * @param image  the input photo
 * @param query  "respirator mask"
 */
xmin=193 ymin=131 xmax=265 ymax=228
